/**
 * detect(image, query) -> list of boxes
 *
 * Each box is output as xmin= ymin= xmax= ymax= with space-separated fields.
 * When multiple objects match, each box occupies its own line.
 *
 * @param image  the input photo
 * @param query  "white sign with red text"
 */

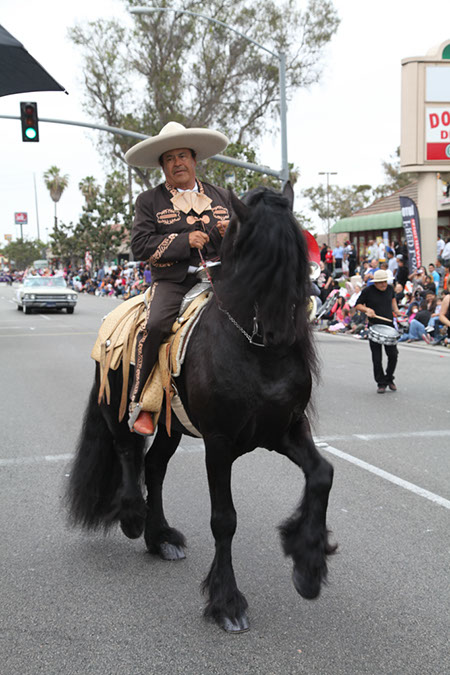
xmin=14 ymin=212 xmax=28 ymax=224
xmin=426 ymin=107 xmax=450 ymax=160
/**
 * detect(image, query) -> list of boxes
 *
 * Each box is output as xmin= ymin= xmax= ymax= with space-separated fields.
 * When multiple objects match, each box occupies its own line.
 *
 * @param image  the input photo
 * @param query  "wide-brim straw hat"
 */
xmin=373 ymin=269 xmax=389 ymax=282
xmin=125 ymin=121 xmax=229 ymax=168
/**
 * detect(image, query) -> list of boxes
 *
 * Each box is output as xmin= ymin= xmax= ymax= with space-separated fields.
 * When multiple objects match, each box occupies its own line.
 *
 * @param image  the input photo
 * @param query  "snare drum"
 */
xmin=368 ymin=324 xmax=400 ymax=345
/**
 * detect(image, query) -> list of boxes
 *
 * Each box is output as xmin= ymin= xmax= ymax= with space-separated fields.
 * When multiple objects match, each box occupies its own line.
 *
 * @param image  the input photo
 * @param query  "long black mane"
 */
xmin=220 ymin=186 xmax=318 ymax=372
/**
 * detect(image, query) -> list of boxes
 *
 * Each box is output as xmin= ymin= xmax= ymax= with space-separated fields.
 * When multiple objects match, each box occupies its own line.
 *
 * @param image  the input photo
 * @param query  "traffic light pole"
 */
xmin=0 ymin=114 xmax=284 ymax=180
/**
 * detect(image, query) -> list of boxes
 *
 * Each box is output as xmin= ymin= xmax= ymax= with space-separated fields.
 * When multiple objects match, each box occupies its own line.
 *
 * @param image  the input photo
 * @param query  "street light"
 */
xmin=129 ymin=6 xmax=289 ymax=185
xmin=318 ymin=171 xmax=337 ymax=245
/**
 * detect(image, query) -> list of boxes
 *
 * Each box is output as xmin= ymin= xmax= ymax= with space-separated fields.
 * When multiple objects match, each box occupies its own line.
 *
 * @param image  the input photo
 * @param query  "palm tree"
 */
xmin=43 ymin=166 xmax=69 ymax=232
xmin=79 ymin=176 xmax=99 ymax=208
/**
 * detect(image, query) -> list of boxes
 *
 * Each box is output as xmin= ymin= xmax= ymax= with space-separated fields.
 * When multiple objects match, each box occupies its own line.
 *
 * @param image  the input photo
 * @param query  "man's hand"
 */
xmin=189 ymin=231 xmax=209 ymax=249
xmin=217 ymin=220 xmax=229 ymax=236
xmin=365 ymin=308 xmax=376 ymax=318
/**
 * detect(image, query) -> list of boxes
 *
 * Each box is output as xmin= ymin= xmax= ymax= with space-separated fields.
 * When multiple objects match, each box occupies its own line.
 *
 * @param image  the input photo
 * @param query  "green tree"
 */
xmin=1 ymin=239 xmax=46 ymax=270
xmin=373 ymin=147 xmax=418 ymax=199
xmin=69 ymin=0 xmax=340 ymax=188
xmin=50 ymin=171 xmax=132 ymax=266
xmin=302 ymin=149 xmax=418 ymax=230
xmin=302 ymin=183 xmax=374 ymax=223
xmin=43 ymin=166 xmax=69 ymax=232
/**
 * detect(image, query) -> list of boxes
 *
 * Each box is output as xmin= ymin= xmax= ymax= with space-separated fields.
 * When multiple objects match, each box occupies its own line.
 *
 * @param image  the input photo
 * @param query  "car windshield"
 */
xmin=23 ymin=276 xmax=67 ymax=288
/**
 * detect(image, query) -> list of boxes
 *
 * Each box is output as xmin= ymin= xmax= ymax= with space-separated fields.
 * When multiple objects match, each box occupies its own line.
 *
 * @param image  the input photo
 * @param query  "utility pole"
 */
xmin=318 ymin=171 xmax=337 ymax=245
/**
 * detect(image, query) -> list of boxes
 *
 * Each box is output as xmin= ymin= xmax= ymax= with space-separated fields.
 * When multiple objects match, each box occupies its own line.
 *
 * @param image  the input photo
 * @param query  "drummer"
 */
xmin=355 ymin=269 xmax=401 ymax=393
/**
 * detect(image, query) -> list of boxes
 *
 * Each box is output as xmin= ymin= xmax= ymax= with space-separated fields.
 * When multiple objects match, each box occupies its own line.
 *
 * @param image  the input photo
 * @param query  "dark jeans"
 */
xmin=369 ymin=339 xmax=398 ymax=386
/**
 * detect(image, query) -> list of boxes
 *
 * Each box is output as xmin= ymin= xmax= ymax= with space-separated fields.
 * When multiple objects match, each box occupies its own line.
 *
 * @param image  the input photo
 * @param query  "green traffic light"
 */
xmin=25 ymin=127 xmax=37 ymax=140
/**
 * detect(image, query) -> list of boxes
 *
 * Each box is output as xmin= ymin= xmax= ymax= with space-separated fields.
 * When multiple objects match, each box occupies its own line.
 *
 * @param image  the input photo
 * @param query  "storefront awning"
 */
xmin=331 ymin=210 xmax=403 ymax=233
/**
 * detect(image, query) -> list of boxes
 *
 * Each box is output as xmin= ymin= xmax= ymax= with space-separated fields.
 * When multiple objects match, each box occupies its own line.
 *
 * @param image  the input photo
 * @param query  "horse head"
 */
xmin=221 ymin=184 xmax=312 ymax=347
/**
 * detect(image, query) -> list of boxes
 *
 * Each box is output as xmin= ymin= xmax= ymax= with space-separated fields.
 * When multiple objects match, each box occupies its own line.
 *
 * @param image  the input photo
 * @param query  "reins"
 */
xmin=198 ymin=249 xmax=266 ymax=348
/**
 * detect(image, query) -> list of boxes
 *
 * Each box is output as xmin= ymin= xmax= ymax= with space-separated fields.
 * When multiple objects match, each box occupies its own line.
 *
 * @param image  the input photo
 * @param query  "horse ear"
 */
xmin=282 ymin=181 xmax=294 ymax=210
xmin=229 ymin=189 xmax=250 ymax=222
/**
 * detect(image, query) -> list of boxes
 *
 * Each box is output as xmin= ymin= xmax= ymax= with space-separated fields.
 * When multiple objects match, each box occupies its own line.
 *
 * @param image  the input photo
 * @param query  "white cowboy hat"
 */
xmin=124 ymin=121 xmax=229 ymax=168
xmin=373 ymin=269 xmax=389 ymax=282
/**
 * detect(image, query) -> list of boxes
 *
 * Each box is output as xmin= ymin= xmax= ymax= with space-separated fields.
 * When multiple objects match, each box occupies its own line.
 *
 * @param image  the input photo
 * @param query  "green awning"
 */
xmin=331 ymin=210 xmax=403 ymax=233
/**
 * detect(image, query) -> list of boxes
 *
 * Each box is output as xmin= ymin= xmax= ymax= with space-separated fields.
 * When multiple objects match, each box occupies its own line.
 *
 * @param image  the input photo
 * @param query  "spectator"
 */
xmin=443 ymin=263 xmax=450 ymax=291
xmin=395 ymin=255 xmax=409 ymax=287
xmin=437 ymin=292 xmax=450 ymax=346
xmin=437 ymin=235 xmax=445 ymax=261
xmin=387 ymin=249 xmax=398 ymax=275
xmin=442 ymin=238 xmax=450 ymax=266
xmin=394 ymin=282 xmax=404 ymax=305
xmin=364 ymin=258 xmax=380 ymax=285
xmin=398 ymin=300 xmax=432 ymax=344
xmin=367 ymin=239 xmax=379 ymax=261
xmin=332 ymin=243 xmax=344 ymax=271
xmin=428 ymin=263 xmax=440 ymax=292
xmin=379 ymin=260 xmax=394 ymax=285
xmin=325 ymin=246 xmax=334 ymax=275
xmin=345 ymin=241 xmax=357 ymax=276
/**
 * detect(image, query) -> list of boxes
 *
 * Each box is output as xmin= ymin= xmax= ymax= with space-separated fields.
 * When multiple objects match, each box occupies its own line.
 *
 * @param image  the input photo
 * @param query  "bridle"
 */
xmin=198 ymin=249 xmax=266 ymax=348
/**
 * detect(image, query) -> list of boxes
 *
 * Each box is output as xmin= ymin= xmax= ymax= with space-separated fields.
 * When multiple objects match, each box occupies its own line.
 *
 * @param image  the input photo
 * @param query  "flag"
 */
xmin=399 ymin=197 xmax=422 ymax=273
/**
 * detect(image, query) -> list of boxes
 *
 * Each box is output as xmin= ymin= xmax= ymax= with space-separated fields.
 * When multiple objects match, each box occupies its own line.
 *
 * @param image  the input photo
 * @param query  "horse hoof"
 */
xmin=292 ymin=568 xmax=321 ymax=599
xmin=221 ymin=614 xmax=250 ymax=633
xmin=120 ymin=518 xmax=145 ymax=540
xmin=159 ymin=542 xmax=186 ymax=561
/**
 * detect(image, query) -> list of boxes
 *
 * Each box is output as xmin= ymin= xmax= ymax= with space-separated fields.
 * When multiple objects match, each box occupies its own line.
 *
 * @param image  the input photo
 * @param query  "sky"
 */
xmin=1 ymin=0 xmax=450 ymax=245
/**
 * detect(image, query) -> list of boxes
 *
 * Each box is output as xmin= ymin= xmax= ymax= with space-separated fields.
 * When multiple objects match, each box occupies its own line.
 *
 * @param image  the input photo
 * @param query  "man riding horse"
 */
xmin=124 ymin=122 xmax=232 ymax=435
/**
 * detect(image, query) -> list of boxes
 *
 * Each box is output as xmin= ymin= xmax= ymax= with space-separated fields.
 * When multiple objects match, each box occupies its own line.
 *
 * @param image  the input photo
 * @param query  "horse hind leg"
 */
xmin=144 ymin=426 xmax=186 ymax=560
xmin=113 ymin=431 xmax=147 ymax=540
xmin=99 ymin=368 xmax=147 ymax=540
xmin=278 ymin=415 xmax=337 ymax=600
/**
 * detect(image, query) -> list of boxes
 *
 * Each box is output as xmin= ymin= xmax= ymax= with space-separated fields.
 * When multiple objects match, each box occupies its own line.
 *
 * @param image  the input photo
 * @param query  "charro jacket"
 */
xmin=131 ymin=179 xmax=232 ymax=282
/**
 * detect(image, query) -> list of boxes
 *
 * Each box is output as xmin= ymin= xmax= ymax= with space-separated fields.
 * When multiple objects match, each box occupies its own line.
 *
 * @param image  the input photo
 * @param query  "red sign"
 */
xmin=14 ymin=212 xmax=28 ymax=224
xmin=427 ymin=143 xmax=450 ymax=160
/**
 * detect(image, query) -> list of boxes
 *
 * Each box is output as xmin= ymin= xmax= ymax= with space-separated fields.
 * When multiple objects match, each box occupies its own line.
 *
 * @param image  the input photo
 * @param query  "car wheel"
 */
xmin=24 ymin=306 xmax=31 ymax=314
xmin=17 ymin=304 xmax=23 ymax=311
xmin=66 ymin=307 xmax=74 ymax=314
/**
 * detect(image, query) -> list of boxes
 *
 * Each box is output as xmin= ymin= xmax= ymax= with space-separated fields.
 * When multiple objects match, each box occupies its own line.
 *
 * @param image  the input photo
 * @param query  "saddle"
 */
xmin=91 ymin=287 xmax=211 ymax=435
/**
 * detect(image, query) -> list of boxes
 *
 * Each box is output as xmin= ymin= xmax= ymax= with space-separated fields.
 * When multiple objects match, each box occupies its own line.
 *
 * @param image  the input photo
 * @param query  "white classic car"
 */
xmin=15 ymin=275 xmax=78 ymax=314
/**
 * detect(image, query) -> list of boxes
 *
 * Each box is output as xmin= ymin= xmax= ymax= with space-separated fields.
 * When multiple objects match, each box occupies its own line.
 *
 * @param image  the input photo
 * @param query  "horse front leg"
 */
xmin=277 ymin=414 xmax=337 ymax=600
xmin=144 ymin=426 xmax=186 ymax=560
xmin=202 ymin=436 xmax=249 ymax=633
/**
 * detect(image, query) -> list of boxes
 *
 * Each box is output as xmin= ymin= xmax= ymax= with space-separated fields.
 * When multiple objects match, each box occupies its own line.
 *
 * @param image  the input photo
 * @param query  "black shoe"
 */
xmin=377 ymin=386 xmax=386 ymax=394
xmin=388 ymin=383 xmax=397 ymax=391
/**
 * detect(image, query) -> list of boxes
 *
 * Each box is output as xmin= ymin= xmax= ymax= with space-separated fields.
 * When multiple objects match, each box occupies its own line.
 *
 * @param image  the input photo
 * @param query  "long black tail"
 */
xmin=65 ymin=373 xmax=122 ymax=530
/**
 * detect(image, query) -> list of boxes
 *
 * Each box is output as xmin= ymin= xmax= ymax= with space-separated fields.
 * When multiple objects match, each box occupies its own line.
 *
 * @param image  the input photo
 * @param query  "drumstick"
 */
xmin=373 ymin=314 xmax=393 ymax=323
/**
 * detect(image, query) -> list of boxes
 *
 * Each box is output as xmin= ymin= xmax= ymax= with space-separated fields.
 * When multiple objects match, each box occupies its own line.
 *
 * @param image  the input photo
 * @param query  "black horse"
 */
xmin=66 ymin=184 xmax=336 ymax=632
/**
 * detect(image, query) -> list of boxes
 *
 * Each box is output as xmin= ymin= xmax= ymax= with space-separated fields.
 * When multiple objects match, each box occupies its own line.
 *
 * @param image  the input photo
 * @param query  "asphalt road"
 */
xmin=1 ymin=284 xmax=449 ymax=675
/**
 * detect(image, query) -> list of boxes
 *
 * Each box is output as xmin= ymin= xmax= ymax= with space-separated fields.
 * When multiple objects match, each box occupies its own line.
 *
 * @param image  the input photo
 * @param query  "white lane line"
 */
xmin=317 ymin=442 xmax=450 ymax=510
xmin=0 ymin=453 xmax=73 ymax=466
xmin=316 ymin=429 xmax=450 ymax=443
xmin=39 ymin=314 xmax=51 ymax=321
xmin=2 ymin=441 xmax=449 ymax=511
xmin=0 ymin=331 xmax=97 ymax=338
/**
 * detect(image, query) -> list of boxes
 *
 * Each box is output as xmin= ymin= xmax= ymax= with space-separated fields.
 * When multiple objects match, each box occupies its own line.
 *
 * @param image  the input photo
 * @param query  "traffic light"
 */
xmin=20 ymin=102 xmax=39 ymax=142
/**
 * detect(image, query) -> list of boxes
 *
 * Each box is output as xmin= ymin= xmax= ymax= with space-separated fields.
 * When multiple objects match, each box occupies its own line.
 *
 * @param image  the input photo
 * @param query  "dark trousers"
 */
xmin=369 ymin=340 xmax=398 ymax=386
xmin=130 ymin=276 xmax=197 ymax=404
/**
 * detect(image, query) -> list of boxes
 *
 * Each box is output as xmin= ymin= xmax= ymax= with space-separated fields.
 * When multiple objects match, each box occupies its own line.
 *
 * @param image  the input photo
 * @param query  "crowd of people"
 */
xmin=315 ymin=237 xmax=450 ymax=348
xmin=5 ymin=236 xmax=450 ymax=353
xmin=66 ymin=261 xmax=151 ymax=300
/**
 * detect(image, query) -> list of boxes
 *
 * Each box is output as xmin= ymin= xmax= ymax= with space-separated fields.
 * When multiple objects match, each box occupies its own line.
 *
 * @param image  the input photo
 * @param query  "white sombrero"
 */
xmin=125 ymin=121 xmax=229 ymax=168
